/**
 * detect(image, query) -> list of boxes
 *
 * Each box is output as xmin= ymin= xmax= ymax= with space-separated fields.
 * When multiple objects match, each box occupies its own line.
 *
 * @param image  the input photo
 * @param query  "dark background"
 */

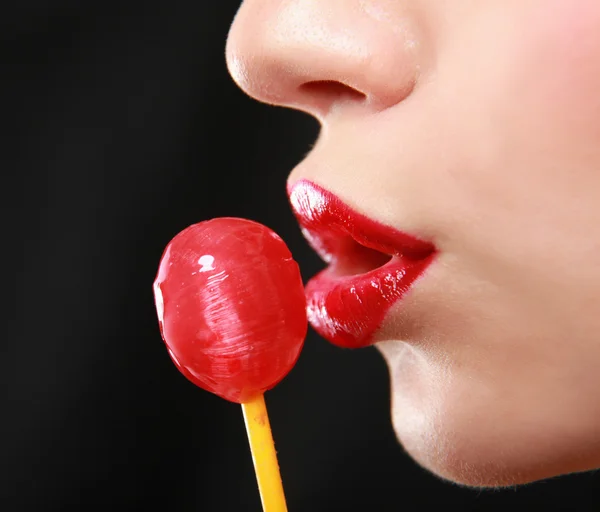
xmin=2 ymin=2 xmax=598 ymax=511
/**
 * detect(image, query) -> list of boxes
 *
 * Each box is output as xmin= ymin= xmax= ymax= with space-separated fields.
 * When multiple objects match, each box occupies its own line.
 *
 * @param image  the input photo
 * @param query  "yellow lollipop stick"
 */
xmin=241 ymin=394 xmax=288 ymax=512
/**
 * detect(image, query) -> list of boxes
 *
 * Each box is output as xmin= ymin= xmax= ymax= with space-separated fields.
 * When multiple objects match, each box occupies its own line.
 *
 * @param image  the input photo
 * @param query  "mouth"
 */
xmin=288 ymin=179 xmax=437 ymax=348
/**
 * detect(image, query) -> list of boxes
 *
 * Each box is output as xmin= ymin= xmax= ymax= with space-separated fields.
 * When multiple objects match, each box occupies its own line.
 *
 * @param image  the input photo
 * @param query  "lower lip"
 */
xmin=305 ymin=254 xmax=435 ymax=348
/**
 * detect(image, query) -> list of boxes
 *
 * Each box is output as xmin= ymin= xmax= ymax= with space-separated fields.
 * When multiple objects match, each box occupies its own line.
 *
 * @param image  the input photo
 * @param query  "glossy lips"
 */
xmin=288 ymin=180 xmax=436 ymax=348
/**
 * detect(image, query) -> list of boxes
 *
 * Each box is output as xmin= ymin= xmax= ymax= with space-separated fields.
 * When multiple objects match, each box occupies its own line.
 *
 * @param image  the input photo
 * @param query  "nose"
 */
xmin=226 ymin=0 xmax=421 ymax=119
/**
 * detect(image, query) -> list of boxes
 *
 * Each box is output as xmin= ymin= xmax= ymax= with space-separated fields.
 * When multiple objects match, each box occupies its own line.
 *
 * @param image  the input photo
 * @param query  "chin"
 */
xmin=379 ymin=341 xmax=600 ymax=489
xmin=393 ymin=417 xmax=599 ymax=489
xmin=393 ymin=421 xmax=553 ymax=488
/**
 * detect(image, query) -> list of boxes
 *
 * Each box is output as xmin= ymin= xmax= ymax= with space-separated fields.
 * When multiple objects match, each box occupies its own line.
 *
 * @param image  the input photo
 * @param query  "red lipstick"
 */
xmin=288 ymin=179 xmax=436 ymax=348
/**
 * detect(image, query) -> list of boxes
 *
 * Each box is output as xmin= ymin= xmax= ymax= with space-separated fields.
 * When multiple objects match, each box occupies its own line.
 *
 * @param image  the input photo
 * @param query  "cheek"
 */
xmin=515 ymin=1 xmax=600 ymax=144
xmin=478 ymin=0 xmax=600 ymax=285
xmin=433 ymin=0 xmax=600 ymax=277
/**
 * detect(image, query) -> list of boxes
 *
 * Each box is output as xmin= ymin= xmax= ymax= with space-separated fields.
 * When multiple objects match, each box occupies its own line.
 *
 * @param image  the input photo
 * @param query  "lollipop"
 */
xmin=153 ymin=217 xmax=307 ymax=511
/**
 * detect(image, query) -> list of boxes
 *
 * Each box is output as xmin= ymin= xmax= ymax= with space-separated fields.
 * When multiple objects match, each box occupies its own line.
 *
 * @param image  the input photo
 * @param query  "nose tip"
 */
xmin=226 ymin=0 xmax=420 ymax=118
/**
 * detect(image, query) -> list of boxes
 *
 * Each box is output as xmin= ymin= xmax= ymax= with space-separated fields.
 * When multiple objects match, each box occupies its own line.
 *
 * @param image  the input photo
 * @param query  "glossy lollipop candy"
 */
xmin=153 ymin=217 xmax=307 ymax=512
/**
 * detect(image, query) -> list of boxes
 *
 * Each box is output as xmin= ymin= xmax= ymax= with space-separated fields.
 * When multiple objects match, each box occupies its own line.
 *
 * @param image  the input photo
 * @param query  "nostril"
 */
xmin=299 ymin=80 xmax=367 ymax=103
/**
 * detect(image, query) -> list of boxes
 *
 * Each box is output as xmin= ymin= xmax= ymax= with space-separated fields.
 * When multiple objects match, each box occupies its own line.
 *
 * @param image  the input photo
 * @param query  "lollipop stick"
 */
xmin=241 ymin=394 xmax=288 ymax=512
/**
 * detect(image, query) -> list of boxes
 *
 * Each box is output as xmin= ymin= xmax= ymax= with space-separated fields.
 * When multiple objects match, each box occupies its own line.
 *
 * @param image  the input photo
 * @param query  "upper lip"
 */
xmin=287 ymin=179 xmax=435 ymax=276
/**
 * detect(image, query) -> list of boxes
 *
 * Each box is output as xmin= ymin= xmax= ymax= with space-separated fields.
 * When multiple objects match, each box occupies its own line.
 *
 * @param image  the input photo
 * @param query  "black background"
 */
xmin=2 ymin=2 xmax=598 ymax=511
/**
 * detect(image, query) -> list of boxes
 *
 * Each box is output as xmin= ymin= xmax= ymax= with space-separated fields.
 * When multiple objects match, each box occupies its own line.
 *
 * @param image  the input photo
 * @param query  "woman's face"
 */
xmin=226 ymin=0 xmax=600 ymax=486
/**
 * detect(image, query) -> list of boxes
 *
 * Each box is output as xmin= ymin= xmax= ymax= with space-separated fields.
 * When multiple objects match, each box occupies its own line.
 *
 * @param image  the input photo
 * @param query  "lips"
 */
xmin=288 ymin=179 xmax=436 ymax=348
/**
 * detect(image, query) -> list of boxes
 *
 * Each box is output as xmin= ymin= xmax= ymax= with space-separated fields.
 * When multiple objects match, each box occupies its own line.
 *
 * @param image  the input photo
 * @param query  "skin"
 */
xmin=226 ymin=0 xmax=600 ymax=487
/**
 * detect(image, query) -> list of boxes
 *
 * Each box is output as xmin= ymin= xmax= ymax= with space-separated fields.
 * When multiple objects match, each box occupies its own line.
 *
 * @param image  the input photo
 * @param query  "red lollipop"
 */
xmin=154 ymin=217 xmax=306 ymax=402
xmin=153 ymin=217 xmax=307 ymax=511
